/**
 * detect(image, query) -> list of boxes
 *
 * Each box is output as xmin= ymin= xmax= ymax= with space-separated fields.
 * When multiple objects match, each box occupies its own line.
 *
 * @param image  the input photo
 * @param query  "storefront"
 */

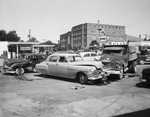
xmin=33 ymin=45 xmax=55 ymax=55
xmin=8 ymin=42 xmax=40 ymax=58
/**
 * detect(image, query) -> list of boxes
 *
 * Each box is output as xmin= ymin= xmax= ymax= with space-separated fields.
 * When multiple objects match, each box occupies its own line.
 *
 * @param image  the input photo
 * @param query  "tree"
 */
xmin=5 ymin=30 xmax=20 ymax=42
xmin=0 ymin=30 xmax=20 ymax=42
xmin=27 ymin=37 xmax=39 ymax=42
xmin=41 ymin=40 xmax=53 ymax=45
xmin=0 ymin=30 xmax=7 ymax=41
xmin=89 ymin=40 xmax=99 ymax=46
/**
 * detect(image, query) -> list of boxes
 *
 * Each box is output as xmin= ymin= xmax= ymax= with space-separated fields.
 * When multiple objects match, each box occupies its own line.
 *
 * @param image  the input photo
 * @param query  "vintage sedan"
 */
xmin=2 ymin=53 xmax=47 ymax=75
xmin=35 ymin=53 xmax=109 ymax=84
xmin=79 ymin=52 xmax=101 ymax=61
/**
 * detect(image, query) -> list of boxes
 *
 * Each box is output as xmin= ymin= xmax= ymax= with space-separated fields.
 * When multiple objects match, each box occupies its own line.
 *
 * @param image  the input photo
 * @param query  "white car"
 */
xmin=35 ymin=53 xmax=109 ymax=84
xmin=79 ymin=52 xmax=101 ymax=61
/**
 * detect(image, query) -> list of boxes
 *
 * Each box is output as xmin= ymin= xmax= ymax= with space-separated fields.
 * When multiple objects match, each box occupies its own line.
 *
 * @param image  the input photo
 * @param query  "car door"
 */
xmin=91 ymin=53 xmax=98 ymax=60
xmin=57 ymin=56 xmax=69 ymax=78
xmin=47 ymin=55 xmax=59 ymax=76
xmin=83 ymin=53 xmax=90 ymax=61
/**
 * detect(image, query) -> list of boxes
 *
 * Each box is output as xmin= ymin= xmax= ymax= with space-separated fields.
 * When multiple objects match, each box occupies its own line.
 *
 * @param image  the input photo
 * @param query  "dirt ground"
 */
xmin=0 ymin=70 xmax=150 ymax=117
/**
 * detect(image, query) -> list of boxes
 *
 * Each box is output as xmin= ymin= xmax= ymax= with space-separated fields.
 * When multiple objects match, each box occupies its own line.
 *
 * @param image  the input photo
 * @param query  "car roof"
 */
xmin=79 ymin=51 xmax=96 ymax=55
xmin=52 ymin=53 xmax=80 ymax=57
xmin=22 ymin=53 xmax=47 ymax=56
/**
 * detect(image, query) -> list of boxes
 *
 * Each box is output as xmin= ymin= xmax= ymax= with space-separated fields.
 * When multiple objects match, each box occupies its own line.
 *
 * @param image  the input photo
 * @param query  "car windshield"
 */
xmin=67 ymin=55 xmax=83 ymax=62
xmin=103 ymin=50 xmax=122 ymax=55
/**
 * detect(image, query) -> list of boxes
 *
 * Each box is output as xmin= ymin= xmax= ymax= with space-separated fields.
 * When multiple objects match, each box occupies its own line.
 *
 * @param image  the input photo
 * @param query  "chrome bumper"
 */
xmin=103 ymin=68 xmax=120 ymax=75
xmin=88 ymin=71 xmax=110 ymax=80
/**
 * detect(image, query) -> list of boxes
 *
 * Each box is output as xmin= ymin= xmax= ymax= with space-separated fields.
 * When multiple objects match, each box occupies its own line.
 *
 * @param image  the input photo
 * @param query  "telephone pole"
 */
xmin=28 ymin=29 xmax=31 ymax=40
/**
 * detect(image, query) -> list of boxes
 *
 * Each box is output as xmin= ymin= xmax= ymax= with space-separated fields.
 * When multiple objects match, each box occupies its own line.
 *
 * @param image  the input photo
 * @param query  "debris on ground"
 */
xmin=70 ymin=85 xmax=85 ymax=90
xmin=14 ymin=74 xmax=33 ymax=81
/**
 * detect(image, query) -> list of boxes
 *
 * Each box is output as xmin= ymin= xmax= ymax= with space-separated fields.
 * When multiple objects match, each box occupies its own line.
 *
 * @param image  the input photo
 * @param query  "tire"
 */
xmin=129 ymin=61 xmax=137 ymax=73
xmin=118 ymin=66 xmax=124 ymax=79
xmin=78 ymin=73 xmax=88 ymax=84
xmin=15 ymin=68 xmax=25 ymax=75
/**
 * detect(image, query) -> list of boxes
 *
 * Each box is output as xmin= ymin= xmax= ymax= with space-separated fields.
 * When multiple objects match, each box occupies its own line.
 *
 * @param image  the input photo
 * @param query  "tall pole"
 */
xmin=28 ymin=29 xmax=31 ymax=40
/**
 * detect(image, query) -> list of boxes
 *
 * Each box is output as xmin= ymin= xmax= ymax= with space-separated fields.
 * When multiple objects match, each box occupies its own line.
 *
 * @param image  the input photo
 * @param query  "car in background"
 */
xmin=35 ymin=53 xmax=109 ymax=84
xmin=139 ymin=65 xmax=150 ymax=85
xmin=2 ymin=53 xmax=47 ymax=75
xmin=79 ymin=52 xmax=101 ymax=61
xmin=137 ymin=52 xmax=150 ymax=65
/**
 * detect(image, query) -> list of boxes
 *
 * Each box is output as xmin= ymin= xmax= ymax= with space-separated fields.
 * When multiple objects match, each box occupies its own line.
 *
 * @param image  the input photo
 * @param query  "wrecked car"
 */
xmin=35 ymin=53 xmax=110 ymax=84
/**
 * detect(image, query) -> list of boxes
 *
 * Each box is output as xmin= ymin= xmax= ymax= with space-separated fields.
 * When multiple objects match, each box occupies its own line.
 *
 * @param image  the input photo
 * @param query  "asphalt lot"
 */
xmin=0 ymin=65 xmax=150 ymax=117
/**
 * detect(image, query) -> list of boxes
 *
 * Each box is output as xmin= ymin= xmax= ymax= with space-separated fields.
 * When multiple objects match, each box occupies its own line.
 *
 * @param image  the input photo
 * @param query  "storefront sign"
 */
xmin=20 ymin=46 xmax=31 ymax=50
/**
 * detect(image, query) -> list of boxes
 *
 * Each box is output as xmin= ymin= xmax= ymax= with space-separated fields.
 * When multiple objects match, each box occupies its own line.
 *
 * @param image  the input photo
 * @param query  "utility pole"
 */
xmin=28 ymin=29 xmax=31 ymax=40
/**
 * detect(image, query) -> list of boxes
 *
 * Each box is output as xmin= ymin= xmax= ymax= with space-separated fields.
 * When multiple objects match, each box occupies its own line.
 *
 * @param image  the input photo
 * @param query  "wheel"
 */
xmin=129 ymin=61 xmax=137 ymax=73
xmin=15 ymin=68 xmax=25 ymax=75
xmin=78 ymin=73 xmax=88 ymax=84
xmin=118 ymin=66 xmax=124 ymax=79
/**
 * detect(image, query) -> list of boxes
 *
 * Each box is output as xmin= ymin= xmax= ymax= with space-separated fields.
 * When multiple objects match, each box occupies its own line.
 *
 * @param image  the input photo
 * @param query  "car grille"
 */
xmin=92 ymin=70 xmax=102 ymax=76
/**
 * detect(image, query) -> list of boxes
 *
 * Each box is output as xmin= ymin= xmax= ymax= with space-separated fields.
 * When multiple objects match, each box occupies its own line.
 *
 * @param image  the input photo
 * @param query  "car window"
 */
xmin=39 ymin=55 xmax=47 ymax=60
xmin=49 ymin=56 xmax=57 ymax=62
xmin=32 ymin=55 xmax=38 ymax=61
xmin=59 ymin=56 xmax=67 ymax=63
xmin=84 ymin=53 xmax=90 ymax=57
xmin=91 ymin=53 xmax=97 ymax=57
xmin=67 ymin=56 xmax=83 ymax=62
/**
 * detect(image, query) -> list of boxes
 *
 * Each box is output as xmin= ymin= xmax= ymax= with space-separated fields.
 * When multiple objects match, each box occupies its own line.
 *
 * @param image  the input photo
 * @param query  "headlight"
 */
xmin=89 ymin=67 xmax=96 ymax=74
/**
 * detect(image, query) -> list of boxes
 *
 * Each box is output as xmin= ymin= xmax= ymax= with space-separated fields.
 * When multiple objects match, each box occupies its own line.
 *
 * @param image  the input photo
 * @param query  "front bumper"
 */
xmin=88 ymin=71 xmax=110 ymax=80
xmin=2 ymin=67 xmax=16 ymax=74
xmin=103 ymin=68 xmax=120 ymax=75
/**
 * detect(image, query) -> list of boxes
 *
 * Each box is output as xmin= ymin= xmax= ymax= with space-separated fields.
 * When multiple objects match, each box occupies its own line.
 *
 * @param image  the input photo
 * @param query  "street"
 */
xmin=0 ymin=66 xmax=150 ymax=117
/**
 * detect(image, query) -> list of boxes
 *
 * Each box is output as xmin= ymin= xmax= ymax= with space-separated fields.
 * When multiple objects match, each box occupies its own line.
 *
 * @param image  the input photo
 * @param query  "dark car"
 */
xmin=137 ymin=52 xmax=150 ymax=65
xmin=1 ymin=53 xmax=47 ymax=75
xmin=139 ymin=65 xmax=150 ymax=85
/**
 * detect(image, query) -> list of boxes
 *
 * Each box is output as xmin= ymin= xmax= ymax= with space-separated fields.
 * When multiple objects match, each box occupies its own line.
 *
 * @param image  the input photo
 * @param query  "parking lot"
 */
xmin=0 ymin=65 xmax=150 ymax=117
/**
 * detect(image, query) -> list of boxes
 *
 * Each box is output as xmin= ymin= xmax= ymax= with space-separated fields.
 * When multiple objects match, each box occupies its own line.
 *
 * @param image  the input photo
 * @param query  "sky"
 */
xmin=0 ymin=0 xmax=150 ymax=43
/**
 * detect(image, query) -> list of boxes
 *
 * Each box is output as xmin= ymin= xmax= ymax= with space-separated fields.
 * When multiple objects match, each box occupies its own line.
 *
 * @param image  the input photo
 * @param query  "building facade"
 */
xmin=60 ymin=31 xmax=72 ymax=50
xmin=60 ymin=23 xmax=126 ymax=50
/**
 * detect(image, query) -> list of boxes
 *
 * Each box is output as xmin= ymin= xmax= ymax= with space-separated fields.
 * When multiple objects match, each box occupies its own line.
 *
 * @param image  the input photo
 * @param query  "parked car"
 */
xmin=35 ymin=53 xmax=109 ymax=84
xmin=137 ymin=52 xmax=150 ymax=65
xmin=139 ymin=65 xmax=150 ymax=85
xmin=1 ymin=53 xmax=47 ymax=75
xmin=79 ymin=52 xmax=101 ymax=61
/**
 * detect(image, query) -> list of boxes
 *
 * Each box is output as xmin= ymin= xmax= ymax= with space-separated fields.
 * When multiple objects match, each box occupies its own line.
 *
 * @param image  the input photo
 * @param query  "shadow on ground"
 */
xmin=113 ymin=108 xmax=150 ymax=117
xmin=135 ymin=82 xmax=150 ymax=89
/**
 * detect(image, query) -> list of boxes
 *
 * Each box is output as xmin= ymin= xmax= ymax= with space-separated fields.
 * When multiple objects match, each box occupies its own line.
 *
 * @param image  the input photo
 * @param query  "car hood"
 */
xmin=4 ymin=58 xmax=28 ymax=66
xmin=70 ymin=61 xmax=103 ymax=69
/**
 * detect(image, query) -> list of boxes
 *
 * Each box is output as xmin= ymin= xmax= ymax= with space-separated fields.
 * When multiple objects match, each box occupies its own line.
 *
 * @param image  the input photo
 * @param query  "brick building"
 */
xmin=60 ymin=23 xmax=126 ymax=50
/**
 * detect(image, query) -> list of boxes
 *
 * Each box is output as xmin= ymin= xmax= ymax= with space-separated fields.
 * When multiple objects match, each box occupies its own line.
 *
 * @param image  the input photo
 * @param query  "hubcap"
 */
xmin=16 ymin=68 xmax=24 ymax=75
xmin=80 ymin=75 xmax=85 ymax=84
